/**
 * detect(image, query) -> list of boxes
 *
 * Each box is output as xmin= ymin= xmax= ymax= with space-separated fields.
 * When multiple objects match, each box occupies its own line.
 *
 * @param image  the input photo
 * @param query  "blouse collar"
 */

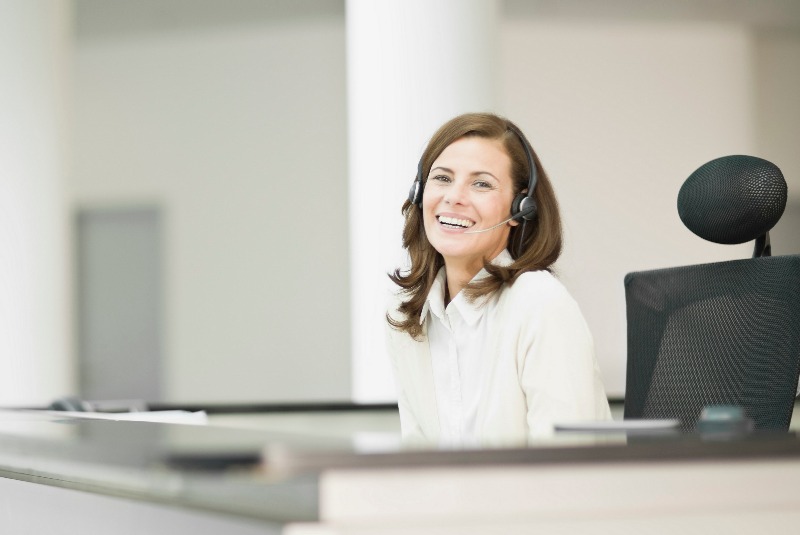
xmin=420 ymin=249 xmax=513 ymax=326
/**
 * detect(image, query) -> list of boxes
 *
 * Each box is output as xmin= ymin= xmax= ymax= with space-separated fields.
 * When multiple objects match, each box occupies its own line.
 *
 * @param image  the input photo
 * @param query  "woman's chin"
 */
xmin=432 ymin=243 xmax=483 ymax=264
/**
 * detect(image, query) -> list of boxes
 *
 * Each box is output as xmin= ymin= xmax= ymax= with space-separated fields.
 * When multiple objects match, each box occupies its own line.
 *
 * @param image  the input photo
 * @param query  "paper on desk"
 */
xmin=45 ymin=410 xmax=208 ymax=425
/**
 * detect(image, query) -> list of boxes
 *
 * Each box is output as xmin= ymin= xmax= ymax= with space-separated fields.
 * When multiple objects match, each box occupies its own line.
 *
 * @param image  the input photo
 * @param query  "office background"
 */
xmin=2 ymin=0 xmax=799 ymax=407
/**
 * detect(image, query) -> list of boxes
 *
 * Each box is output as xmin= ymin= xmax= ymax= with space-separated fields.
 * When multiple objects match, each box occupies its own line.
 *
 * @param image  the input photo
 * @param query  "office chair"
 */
xmin=623 ymin=155 xmax=800 ymax=431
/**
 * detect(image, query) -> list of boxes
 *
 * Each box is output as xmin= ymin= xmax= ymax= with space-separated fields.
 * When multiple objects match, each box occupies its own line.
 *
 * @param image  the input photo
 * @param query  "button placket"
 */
xmin=446 ymin=309 xmax=463 ymax=440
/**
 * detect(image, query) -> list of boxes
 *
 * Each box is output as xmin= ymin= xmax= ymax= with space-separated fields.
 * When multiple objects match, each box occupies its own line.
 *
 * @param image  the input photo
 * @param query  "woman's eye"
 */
xmin=474 ymin=180 xmax=493 ymax=189
xmin=431 ymin=175 xmax=451 ymax=183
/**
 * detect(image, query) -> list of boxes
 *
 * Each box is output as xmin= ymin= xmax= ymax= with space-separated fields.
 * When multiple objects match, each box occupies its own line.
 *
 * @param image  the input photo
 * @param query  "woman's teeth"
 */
xmin=438 ymin=215 xmax=474 ymax=229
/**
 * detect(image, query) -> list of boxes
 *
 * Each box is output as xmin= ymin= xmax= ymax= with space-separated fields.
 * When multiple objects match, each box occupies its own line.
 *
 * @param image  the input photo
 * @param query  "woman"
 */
xmin=386 ymin=112 xmax=611 ymax=446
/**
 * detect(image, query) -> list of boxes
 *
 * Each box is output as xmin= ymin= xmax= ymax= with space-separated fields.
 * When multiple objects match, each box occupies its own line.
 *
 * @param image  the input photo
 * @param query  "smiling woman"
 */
xmin=386 ymin=113 xmax=611 ymax=446
xmin=423 ymin=137 xmax=518 ymax=299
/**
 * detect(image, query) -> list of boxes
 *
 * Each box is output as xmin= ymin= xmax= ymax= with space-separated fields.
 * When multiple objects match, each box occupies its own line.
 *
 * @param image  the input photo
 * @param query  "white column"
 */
xmin=347 ymin=0 xmax=499 ymax=402
xmin=0 ymin=0 xmax=72 ymax=405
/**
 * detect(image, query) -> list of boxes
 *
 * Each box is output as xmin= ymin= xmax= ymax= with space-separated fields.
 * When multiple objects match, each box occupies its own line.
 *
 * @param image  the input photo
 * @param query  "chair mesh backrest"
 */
xmin=624 ymin=255 xmax=800 ymax=431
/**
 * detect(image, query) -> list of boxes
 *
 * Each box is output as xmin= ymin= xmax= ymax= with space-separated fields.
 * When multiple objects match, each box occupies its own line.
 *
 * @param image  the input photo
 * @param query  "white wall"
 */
xmin=69 ymin=2 xmax=800 ymax=403
xmin=499 ymin=19 xmax=800 ymax=396
xmin=500 ymin=20 xmax=758 ymax=395
xmin=756 ymin=30 xmax=800 ymax=198
xmin=72 ymin=5 xmax=350 ymax=403
xmin=756 ymin=29 xmax=800 ymax=255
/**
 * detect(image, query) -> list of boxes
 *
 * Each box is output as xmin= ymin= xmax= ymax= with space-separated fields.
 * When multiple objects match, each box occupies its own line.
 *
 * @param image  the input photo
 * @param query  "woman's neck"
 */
xmin=442 ymin=248 xmax=508 ymax=304
xmin=444 ymin=261 xmax=483 ymax=305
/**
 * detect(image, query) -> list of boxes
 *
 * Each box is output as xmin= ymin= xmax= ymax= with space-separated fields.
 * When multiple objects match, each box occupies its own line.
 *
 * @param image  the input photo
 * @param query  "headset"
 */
xmin=407 ymin=123 xmax=539 ymax=223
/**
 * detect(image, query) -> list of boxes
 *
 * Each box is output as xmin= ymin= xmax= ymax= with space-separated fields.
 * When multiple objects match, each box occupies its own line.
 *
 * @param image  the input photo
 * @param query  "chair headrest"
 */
xmin=677 ymin=155 xmax=787 ymax=245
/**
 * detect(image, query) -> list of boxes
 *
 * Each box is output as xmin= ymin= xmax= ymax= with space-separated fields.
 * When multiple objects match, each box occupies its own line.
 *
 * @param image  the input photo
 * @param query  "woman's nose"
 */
xmin=444 ymin=180 xmax=468 ymax=205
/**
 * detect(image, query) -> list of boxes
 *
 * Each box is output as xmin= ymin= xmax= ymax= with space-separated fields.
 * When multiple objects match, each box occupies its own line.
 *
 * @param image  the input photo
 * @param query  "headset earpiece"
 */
xmin=408 ymin=180 xmax=423 ymax=206
xmin=512 ymin=193 xmax=538 ymax=221
xmin=408 ymin=158 xmax=425 ymax=206
xmin=506 ymin=123 xmax=538 ymax=222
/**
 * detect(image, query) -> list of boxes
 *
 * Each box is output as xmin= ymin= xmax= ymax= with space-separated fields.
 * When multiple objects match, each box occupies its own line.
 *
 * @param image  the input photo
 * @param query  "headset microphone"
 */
xmin=463 ymin=204 xmax=537 ymax=234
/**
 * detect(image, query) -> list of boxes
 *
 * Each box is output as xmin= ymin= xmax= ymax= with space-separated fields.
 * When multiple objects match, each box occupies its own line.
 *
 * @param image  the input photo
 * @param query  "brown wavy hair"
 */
xmin=387 ymin=112 xmax=563 ymax=340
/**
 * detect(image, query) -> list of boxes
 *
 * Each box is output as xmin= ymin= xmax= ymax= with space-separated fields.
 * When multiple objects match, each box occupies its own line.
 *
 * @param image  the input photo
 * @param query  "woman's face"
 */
xmin=422 ymin=136 xmax=518 ymax=271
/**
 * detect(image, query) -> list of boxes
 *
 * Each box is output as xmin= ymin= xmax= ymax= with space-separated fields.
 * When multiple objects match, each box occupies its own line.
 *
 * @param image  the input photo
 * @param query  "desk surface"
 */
xmin=1 ymin=409 xmax=799 ymax=528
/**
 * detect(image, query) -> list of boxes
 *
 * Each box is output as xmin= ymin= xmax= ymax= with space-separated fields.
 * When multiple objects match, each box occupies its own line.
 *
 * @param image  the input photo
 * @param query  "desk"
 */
xmin=0 ymin=410 xmax=799 ymax=534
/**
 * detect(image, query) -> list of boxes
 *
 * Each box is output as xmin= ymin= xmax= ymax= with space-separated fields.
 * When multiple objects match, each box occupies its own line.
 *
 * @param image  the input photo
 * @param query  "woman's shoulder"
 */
xmin=501 ymin=269 xmax=579 ymax=311
xmin=509 ymin=269 xmax=569 ymax=295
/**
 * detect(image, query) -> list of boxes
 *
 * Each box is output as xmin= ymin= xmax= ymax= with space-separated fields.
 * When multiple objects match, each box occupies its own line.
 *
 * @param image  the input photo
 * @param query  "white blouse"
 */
xmin=424 ymin=254 xmax=506 ymax=445
xmin=386 ymin=250 xmax=612 ymax=446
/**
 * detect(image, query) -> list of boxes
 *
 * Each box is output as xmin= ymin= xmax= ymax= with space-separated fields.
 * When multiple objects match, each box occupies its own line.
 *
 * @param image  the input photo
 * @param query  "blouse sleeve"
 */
xmin=388 ymin=349 xmax=426 ymax=442
xmin=384 ymin=299 xmax=427 ymax=443
xmin=515 ymin=276 xmax=612 ymax=437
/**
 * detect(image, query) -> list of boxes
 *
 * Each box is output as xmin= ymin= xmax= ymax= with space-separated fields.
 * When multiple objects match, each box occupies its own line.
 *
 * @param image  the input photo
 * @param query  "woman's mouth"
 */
xmin=437 ymin=215 xmax=475 ymax=230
